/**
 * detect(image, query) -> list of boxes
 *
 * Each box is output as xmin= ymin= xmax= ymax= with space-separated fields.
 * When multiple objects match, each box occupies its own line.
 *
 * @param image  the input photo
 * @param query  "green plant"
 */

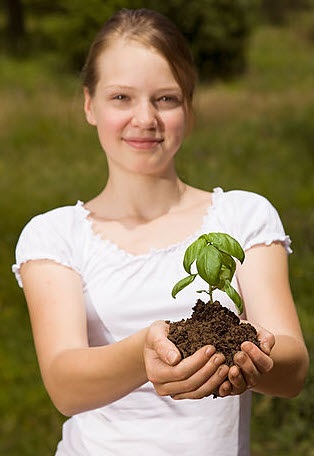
xmin=172 ymin=232 xmax=245 ymax=313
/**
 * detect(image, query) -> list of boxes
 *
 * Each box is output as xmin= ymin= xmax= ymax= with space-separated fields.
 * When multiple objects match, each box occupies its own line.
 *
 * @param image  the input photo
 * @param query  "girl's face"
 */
xmin=84 ymin=38 xmax=187 ymax=177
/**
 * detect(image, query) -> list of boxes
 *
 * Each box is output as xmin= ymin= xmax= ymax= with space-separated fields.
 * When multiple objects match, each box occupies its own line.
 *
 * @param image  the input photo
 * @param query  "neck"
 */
xmin=93 ymin=172 xmax=187 ymax=222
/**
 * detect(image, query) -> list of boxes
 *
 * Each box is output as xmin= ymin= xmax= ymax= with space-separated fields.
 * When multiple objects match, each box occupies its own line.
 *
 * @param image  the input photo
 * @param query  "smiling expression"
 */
xmin=84 ymin=39 xmax=188 ymax=177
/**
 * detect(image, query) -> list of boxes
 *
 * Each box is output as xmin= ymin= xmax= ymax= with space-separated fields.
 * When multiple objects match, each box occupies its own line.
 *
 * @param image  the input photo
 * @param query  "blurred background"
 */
xmin=0 ymin=1 xmax=313 ymax=454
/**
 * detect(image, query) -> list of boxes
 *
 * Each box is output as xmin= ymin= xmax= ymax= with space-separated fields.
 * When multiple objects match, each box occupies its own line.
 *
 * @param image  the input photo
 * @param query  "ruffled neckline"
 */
xmin=75 ymin=187 xmax=224 ymax=259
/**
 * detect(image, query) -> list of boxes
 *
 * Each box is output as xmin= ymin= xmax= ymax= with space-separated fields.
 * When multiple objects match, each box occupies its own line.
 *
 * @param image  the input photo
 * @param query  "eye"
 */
xmin=113 ymin=94 xmax=128 ymax=101
xmin=156 ymin=95 xmax=182 ymax=108
xmin=159 ymin=95 xmax=176 ymax=102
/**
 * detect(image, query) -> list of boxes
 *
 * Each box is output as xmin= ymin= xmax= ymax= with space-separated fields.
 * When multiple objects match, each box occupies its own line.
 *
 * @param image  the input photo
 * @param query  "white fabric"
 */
xmin=12 ymin=188 xmax=291 ymax=455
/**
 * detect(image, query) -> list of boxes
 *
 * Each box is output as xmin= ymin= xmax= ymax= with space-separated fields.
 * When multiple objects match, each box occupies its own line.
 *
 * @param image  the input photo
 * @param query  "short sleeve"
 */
xmin=12 ymin=208 xmax=79 ymax=288
xmin=229 ymin=191 xmax=292 ymax=254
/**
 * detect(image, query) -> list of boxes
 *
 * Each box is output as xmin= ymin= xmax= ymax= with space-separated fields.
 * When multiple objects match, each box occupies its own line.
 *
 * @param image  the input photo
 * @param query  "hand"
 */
xmin=144 ymin=320 xmax=229 ymax=399
xmin=218 ymin=323 xmax=275 ymax=397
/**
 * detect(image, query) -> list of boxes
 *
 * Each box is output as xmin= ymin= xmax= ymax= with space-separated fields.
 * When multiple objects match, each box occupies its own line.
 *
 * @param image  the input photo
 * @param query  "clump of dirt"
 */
xmin=168 ymin=299 xmax=259 ymax=366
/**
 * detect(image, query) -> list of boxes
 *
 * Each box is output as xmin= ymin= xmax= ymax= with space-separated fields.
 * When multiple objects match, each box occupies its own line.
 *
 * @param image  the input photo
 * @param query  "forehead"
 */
xmin=96 ymin=38 xmax=180 ymax=89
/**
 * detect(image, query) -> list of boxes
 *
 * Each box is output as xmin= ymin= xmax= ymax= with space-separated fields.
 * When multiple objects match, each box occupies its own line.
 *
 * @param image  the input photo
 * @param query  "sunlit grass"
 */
xmin=1 ymin=11 xmax=313 ymax=456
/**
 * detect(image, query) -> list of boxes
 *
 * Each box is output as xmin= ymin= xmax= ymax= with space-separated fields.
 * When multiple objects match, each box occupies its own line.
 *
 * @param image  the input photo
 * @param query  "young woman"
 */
xmin=13 ymin=8 xmax=309 ymax=456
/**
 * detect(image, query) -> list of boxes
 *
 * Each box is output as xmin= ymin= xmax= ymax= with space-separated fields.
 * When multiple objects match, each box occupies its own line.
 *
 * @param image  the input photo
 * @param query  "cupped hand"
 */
xmin=219 ymin=323 xmax=275 ymax=397
xmin=144 ymin=320 xmax=229 ymax=399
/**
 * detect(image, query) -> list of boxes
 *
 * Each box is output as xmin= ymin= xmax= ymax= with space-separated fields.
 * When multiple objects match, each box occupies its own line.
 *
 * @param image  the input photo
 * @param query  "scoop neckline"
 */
xmin=76 ymin=187 xmax=224 ymax=259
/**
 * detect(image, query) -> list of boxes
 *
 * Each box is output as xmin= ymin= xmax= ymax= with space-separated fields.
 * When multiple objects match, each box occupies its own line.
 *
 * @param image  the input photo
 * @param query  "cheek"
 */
xmin=166 ymin=111 xmax=187 ymax=141
xmin=95 ymin=111 xmax=127 ymax=147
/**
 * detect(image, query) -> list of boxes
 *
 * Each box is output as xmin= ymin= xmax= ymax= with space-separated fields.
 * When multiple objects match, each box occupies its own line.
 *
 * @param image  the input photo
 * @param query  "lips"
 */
xmin=123 ymin=137 xmax=164 ymax=150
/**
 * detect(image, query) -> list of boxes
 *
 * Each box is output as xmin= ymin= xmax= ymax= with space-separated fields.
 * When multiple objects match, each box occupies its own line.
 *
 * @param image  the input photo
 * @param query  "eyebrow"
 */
xmin=104 ymin=85 xmax=133 ymax=90
xmin=104 ymin=85 xmax=182 ymax=93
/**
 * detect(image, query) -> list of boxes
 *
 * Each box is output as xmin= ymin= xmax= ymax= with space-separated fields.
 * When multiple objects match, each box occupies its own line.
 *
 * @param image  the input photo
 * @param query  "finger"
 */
xmin=258 ymin=330 xmax=275 ymax=356
xmin=241 ymin=321 xmax=275 ymax=356
xmin=171 ymin=345 xmax=218 ymax=381
xmin=217 ymin=379 xmax=232 ymax=397
xmin=241 ymin=342 xmax=274 ymax=373
xmin=147 ymin=344 xmax=217 ymax=388
xmin=233 ymin=350 xmax=260 ymax=388
xmin=228 ymin=365 xmax=247 ymax=395
xmin=147 ymin=320 xmax=181 ymax=366
xmin=153 ymin=345 xmax=219 ymax=392
xmin=171 ymin=363 xmax=229 ymax=400
xmin=158 ymin=351 xmax=225 ymax=397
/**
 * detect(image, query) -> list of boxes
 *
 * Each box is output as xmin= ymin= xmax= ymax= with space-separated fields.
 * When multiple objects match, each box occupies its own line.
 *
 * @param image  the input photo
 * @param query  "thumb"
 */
xmin=165 ymin=347 xmax=181 ymax=366
xmin=147 ymin=320 xmax=182 ymax=366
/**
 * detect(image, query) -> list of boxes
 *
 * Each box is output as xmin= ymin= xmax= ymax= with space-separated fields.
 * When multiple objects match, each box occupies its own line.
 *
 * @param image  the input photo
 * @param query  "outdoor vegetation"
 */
xmin=0 ymin=1 xmax=313 ymax=455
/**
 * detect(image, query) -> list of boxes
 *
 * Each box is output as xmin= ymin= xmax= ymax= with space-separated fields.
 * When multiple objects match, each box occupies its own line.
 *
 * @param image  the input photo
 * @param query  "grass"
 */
xmin=1 ymin=11 xmax=313 ymax=455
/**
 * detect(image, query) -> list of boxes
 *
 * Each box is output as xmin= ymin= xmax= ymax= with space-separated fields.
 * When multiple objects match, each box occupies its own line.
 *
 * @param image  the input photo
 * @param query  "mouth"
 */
xmin=123 ymin=137 xmax=164 ymax=150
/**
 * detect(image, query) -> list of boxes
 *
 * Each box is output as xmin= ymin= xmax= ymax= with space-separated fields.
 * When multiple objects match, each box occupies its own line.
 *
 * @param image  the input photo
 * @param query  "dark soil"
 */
xmin=168 ymin=299 xmax=260 ymax=366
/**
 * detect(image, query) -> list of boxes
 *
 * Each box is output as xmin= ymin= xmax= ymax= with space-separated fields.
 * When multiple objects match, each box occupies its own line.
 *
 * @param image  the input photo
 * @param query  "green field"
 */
xmin=1 ymin=11 xmax=313 ymax=455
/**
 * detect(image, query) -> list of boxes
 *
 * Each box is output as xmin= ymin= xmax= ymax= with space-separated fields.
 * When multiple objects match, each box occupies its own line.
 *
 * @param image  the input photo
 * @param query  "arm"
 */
xmin=144 ymin=243 xmax=309 ymax=401
xmin=234 ymin=242 xmax=309 ymax=398
xmin=20 ymin=260 xmax=148 ymax=416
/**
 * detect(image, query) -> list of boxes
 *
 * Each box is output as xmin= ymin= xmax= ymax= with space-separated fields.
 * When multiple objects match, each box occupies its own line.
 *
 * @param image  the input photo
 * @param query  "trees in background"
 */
xmin=1 ymin=0 xmax=313 ymax=80
xmin=3 ymin=0 xmax=25 ymax=52
xmin=261 ymin=0 xmax=314 ymax=24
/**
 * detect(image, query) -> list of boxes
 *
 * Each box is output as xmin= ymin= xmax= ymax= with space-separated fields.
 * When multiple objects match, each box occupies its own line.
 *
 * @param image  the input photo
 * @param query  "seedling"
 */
xmin=172 ymin=233 xmax=245 ymax=314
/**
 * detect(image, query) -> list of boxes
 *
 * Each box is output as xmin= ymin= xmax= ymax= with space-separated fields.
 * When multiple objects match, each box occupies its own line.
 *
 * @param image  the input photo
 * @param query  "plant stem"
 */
xmin=208 ymin=285 xmax=214 ymax=305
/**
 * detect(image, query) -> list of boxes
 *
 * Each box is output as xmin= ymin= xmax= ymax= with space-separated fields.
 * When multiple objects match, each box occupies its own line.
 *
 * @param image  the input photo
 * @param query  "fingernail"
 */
xmin=261 ymin=342 xmax=270 ymax=354
xmin=205 ymin=346 xmax=216 ymax=357
xmin=221 ymin=384 xmax=231 ymax=396
xmin=218 ymin=365 xmax=228 ymax=377
xmin=213 ymin=354 xmax=224 ymax=365
xmin=242 ymin=341 xmax=253 ymax=352
xmin=235 ymin=352 xmax=246 ymax=364
xmin=230 ymin=366 xmax=239 ymax=378
xmin=167 ymin=350 xmax=179 ymax=365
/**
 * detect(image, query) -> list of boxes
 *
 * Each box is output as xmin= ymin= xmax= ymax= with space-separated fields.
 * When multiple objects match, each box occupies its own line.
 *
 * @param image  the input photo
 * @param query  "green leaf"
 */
xmin=220 ymin=252 xmax=236 ymax=277
xmin=183 ymin=237 xmax=207 ymax=274
xmin=217 ymin=265 xmax=232 ymax=288
xmin=172 ymin=232 xmax=245 ymax=304
xmin=223 ymin=280 xmax=244 ymax=314
xmin=206 ymin=232 xmax=245 ymax=264
xmin=171 ymin=274 xmax=197 ymax=298
xmin=196 ymin=244 xmax=222 ymax=286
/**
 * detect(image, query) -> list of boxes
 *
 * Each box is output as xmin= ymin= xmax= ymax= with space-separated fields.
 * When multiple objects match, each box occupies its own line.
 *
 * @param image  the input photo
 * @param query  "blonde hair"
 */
xmin=82 ymin=8 xmax=197 ymax=118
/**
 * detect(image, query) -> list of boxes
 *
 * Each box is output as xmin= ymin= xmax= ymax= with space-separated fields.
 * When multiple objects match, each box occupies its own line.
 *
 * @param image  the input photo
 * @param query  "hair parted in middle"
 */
xmin=82 ymin=8 xmax=198 ymax=119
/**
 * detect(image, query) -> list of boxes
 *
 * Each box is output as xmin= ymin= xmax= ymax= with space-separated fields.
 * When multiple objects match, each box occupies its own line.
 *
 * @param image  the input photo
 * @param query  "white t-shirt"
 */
xmin=12 ymin=188 xmax=291 ymax=456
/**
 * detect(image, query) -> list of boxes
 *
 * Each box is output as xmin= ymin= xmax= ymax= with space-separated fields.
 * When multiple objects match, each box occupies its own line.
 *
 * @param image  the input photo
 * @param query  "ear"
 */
xmin=84 ymin=88 xmax=97 ymax=126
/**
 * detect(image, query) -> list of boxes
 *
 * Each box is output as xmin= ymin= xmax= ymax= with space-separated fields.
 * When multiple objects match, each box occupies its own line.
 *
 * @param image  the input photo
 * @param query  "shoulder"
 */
xmin=32 ymin=201 xmax=83 ymax=223
xmin=214 ymin=188 xmax=277 ymax=220
xmin=20 ymin=201 xmax=85 ymax=238
xmin=13 ymin=202 xmax=86 ymax=287
xmin=216 ymin=188 xmax=270 ymax=209
xmin=212 ymin=188 xmax=290 ymax=251
xmin=15 ymin=201 xmax=87 ymax=263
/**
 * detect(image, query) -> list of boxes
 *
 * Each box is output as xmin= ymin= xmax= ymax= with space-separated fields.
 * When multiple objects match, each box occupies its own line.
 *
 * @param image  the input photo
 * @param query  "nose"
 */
xmin=131 ymin=100 xmax=158 ymax=129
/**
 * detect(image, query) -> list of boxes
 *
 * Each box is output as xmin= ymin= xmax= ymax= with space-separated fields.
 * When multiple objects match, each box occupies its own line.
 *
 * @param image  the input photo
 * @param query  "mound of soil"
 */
xmin=168 ymin=299 xmax=259 ymax=366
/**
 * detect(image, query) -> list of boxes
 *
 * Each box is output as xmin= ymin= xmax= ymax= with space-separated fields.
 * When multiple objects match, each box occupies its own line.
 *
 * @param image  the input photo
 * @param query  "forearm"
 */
xmin=252 ymin=334 xmax=309 ymax=398
xmin=43 ymin=328 xmax=149 ymax=416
